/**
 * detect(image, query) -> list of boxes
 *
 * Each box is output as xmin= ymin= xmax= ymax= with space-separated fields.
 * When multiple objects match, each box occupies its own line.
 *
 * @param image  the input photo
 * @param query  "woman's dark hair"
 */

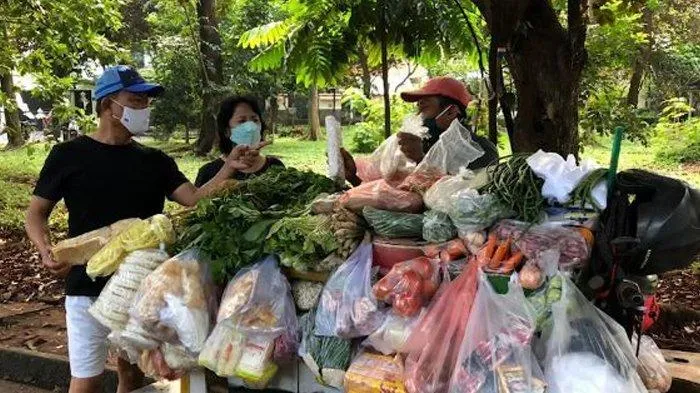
xmin=217 ymin=95 xmax=267 ymax=155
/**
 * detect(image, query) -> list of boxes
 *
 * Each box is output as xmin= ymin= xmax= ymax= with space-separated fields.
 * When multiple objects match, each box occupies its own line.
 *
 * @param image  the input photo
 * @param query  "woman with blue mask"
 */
xmin=195 ymin=96 xmax=284 ymax=187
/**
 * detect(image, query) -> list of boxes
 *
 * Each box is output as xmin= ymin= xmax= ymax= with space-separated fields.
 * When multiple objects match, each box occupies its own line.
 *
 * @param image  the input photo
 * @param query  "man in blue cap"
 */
xmin=25 ymin=65 xmax=265 ymax=393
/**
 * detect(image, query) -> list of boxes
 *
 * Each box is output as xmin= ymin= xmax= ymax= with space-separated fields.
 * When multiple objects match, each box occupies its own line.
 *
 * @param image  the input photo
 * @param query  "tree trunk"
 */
xmin=268 ymin=94 xmax=279 ymax=138
xmin=184 ymin=126 xmax=190 ymax=145
xmin=0 ymin=71 xmax=23 ymax=148
xmin=627 ymin=6 xmax=653 ymax=107
xmin=379 ymin=0 xmax=391 ymax=138
xmin=194 ymin=0 xmax=223 ymax=156
xmin=488 ymin=41 xmax=499 ymax=146
xmin=308 ymin=84 xmax=320 ymax=141
xmin=471 ymin=0 xmax=587 ymax=157
xmin=357 ymin=46 xmax=372 ymax=99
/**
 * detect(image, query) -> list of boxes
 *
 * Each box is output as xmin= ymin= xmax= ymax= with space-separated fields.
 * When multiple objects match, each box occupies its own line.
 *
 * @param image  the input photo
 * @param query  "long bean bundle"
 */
xmin=484 ymin=154 xmax=546 ymax=222
xmin=569 ymin=167 xmax=608 ymax=211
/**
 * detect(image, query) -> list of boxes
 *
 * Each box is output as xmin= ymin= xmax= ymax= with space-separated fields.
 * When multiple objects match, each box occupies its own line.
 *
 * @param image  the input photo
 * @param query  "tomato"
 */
xmin=410 ymin=257 xmax=434 ymax=279
xmin=394 ymin=293 xmax=422 ymax=317
xmin=394 ymin=270 xmax=423 ymax=297
xmin=373 ymin=275 xmax=398 ymax=301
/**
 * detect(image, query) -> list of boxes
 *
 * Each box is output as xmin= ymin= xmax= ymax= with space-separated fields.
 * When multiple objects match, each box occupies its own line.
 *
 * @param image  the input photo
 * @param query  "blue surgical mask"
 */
xmin=230 ymin=121 xmax=262 ymax=146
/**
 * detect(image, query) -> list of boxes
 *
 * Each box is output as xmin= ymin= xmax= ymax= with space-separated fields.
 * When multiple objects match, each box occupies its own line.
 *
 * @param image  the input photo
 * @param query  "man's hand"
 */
xmin=397 ymin=132 xmax=424 ymax=163
xmin=41 ymin=250 xmax=70 ymax=277
xmin=340 ymin=148 xmax=361 ymax=186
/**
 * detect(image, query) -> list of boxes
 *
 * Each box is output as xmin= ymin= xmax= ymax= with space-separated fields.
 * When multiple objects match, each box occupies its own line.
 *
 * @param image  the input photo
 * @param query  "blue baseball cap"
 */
xmin=93 ymin=65 xmax=164 ymax=101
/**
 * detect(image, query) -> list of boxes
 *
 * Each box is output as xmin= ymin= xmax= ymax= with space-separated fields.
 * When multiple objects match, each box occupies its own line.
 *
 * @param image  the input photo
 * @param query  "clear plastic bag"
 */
xmin=491 ymin=220 xmax=591 ymax=270
xmin=315 ymin=242 xmax=385 ymax=338
xmin=423 ymin=210 xmax=457 ymax=243
xmin=449 ymin=189 xmax=511 ymax=234
xmin=299 ymin=309 xmax=352 ymax=388
xmin=403 ymin=261 xmax=479 ymax=393
xmin=536 ymin=274 xmax=646 ymax=393
xmin=358 ymin=115 xmax=428 ymax=183
xmin=344 ymin=351 xmax=407 ymax=393
xmin=90 ymin=249 xmax=169 ymax=332
xmin=363 ymin=310 xmax=424 ymax=355
xmin=325 ymin=115 xmax=345 ymax=185
xmin=118 ymin=249 xmax=216 ymax=363
xmin=632 ymin=334 xmax=672 ymax=393
xmin=86 ymin=214 xmax=175 ymax=279
xmin=423 ymin=169 xmax=489 ymax=214
xmin=363 ymin=206 xmax=424 ymax=239
xmin=198 ymin=256 xmax=298 ymax=377
xmin=415 ymin=119 xmax=484 ymax=176
xmin=372 ymin=257 xmax=440 ymax=317
xmin=448 ymin=271 xmax=544 ymax=393
xmin=340 ymin=179 xmax=424 ymax=213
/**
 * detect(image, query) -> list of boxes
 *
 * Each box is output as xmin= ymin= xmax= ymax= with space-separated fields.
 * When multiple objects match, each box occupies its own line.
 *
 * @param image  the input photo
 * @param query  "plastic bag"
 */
xmin=448 ymin=271 xmax=544 ymax=393
xmin=403 ymin=261 xmax=479 ymax=393
xmin=90 ymin=249 xmax=169 ymax=332
xmin=340 ymin=180 xmax=424 ymax=213
xmin=415 ymin=119 xmax=484 ymax=176
xmin=492 ymin=220 xmax=591 ymax=270
xmin=536 ymin=274 xmax=646 ymax=393
xmin=326 ymin=115 xmax=346 ymax=186
xmin=299 ymin=310 xmax=352 ymax=388
xmin=632 ymin=334 xmax=672 ymax=393
xmin=423 ymin=169 xmax=490 ymax=214
xmin=372 ymin=257 xmax=440 ymax=317
xmin=363 ymin=311 xmax=424 ymax=355
xmin=398 ymin=167 xmax=444 ymax=194
xmin=315 ymin=242 xmax=385 ymax=338
xmin=87 ymin=214 xmax=175 ymax=279
xmin=198 ymin=256 xmax=298 ymax=377
xmin=358 ymin=115 xmax=428 ymax=183
xmin=449 ymin=189 xmax=511 ymax=234
xmin=116 ymin=249 xmax=216 ymax=368
xmin=363 ymin=206 xmax=424 ymax=239
xmin=423 ymin=210 xmax=457 ymax=243
xmin=526 ymin=150 xmax=604 ymax=205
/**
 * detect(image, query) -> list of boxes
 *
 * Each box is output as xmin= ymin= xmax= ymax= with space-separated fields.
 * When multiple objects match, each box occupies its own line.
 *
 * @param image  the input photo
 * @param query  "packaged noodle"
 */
xmin=89 ymin=249 xmax=169 ymax=332
xmin=51 ymin=218 xmax=140 ymax=265
xmin=87 ymin=214 xmax=175 ymax=279
xmin=113 ymin=249 xmax=216 ymax=378
xmin=344 ymin=352 xmax=407 ymax=393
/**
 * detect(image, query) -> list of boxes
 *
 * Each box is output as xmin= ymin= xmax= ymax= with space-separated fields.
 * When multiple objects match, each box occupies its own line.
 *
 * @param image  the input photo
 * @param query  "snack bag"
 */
xmin=315 ymin=242 xmax=385 ymax=338
xmin=403 ymin=261 xmax=479 ymax=393
xmin=536 ymin=274 xmax=646 ymax=393
xmin=448 ymin=271 xmax=544 ymax=393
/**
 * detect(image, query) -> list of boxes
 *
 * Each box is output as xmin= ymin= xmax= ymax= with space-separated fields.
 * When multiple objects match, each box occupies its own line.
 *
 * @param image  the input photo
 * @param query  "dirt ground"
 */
xmin=0 ymin=229 xmax=698 ymax=358
xmin=0 ymin=379 xmax=54 ymax=393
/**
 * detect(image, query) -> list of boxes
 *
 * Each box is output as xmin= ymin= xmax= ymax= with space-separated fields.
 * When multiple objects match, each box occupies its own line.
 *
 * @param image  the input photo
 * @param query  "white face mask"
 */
xmin=111 ymin=99 xmax=151 ymax=135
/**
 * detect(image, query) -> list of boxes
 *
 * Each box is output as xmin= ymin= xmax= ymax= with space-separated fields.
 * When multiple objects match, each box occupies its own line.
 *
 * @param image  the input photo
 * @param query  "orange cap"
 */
xmin=400 ymin=76 xmax=472 ymax=107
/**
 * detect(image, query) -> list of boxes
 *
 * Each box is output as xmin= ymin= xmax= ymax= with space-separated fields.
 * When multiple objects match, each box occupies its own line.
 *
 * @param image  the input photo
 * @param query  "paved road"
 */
xmin=0 ymin=379 xmax=54 ymax=393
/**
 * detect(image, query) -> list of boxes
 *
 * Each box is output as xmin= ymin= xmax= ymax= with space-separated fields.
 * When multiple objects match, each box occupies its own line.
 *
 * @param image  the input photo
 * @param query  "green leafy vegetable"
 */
xmin=265 ymin=215 xmax=339 ymax=271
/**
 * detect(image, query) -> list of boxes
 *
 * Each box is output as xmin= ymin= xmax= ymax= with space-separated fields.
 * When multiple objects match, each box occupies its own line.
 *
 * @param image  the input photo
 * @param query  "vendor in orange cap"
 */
xmin=342 ymin=76 xmax=498 ymax=186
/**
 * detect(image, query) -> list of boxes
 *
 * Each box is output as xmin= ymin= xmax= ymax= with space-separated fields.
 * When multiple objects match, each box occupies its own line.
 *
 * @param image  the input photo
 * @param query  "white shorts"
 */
xmin=65 ymin=296 xmax=110 ymax=378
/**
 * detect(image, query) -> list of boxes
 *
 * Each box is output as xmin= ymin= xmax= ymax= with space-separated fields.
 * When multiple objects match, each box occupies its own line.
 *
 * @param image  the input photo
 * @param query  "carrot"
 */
xmin=578 ymin=227 xmax=594 ymax=247
xmin=500 ymin=251 xmax=524 ymax=273
xmin=492 ymin=237 xmax=512 ymax=264
xmin=483 ymin=234 xmax=498 ymax=259
xmin=445 ymin=239 xmax=467 ymax=258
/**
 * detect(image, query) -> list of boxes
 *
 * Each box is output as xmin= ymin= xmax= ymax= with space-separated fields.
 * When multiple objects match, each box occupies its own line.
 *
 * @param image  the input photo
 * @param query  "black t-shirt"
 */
xmin=33 ymin=136 xmax=189 ymax=296
xmin=194 ymin=156 xmax=285 ymax=187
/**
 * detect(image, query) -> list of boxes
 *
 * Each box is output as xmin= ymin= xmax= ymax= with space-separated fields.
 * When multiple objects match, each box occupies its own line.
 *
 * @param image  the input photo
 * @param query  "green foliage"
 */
xmin=580 ymin=85 xmax=653 ymax=144
xmin=350 ymin=124 xmax=382 ymax=153
xmin=653 ymin=117 xmax=700 ymax=164
xmin=658 ymin=97 xmax=694 ymax=122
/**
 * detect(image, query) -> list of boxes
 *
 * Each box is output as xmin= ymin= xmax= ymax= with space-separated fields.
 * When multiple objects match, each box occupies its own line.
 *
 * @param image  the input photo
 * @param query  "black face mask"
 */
xmin=422 ymin=117 xmax=442 ymax=153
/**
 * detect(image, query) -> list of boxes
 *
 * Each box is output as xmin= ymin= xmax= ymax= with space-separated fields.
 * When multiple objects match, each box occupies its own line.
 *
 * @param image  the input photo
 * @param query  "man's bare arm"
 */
xmin=25 ymin=196 xmax=69 ymax=276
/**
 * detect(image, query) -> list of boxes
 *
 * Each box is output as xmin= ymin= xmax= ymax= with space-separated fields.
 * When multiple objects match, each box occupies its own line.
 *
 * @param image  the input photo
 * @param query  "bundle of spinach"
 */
xmin=175 ymin=167 xmax=340 ymax=283
xmin=265 ymin=215 xmax=339 ymax=272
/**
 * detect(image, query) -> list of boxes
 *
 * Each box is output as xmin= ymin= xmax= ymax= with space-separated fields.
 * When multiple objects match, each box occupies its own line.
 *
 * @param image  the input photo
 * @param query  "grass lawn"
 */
xmin=0 ymin=131 xmax=697 ymax=233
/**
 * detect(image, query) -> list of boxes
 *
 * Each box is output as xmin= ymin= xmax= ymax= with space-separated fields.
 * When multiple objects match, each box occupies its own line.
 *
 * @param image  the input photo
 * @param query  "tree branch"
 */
xmin=394 ymin=62 xmax=416 ymax=93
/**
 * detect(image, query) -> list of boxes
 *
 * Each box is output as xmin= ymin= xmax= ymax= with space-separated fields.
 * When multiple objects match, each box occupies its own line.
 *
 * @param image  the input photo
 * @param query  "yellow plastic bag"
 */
xmin=87 ymin=214 xmax=175 ymax=279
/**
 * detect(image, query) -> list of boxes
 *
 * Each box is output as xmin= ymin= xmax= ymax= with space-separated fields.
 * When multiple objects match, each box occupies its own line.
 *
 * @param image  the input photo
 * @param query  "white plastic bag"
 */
xmin=536 ymin=273 xmax=646 ymax=393
xmin=449 ymin=271 xmax=544 ymax=393
xmin=424 ymin=169 xmax=490 ymax=213
xmin=633 ymin=334 xmax=672 ymax=393
xmin=359 ymin=115 xmax=427 ymax=182
xmin=363 ymin=310 xmax=423 ymax=355
xmin=315 ymin=241 xmax=385 ymax=338
xmin=415 ymin=119 xmax=484 ymax=176
xmin=526 ymin=150 xmax=606 ymax=206
xmin=325 ymin=115 xmax=345 ymax=185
